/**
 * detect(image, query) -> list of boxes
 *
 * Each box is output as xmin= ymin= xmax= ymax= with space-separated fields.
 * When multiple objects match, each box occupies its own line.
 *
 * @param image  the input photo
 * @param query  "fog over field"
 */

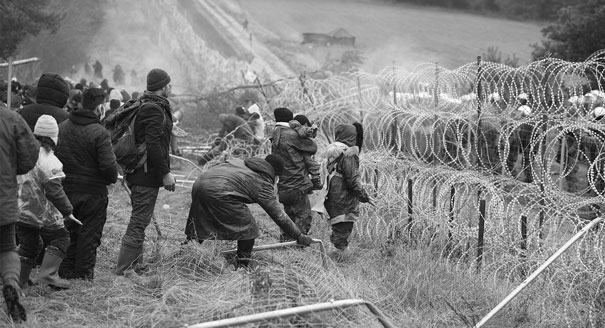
xmin=238 ymin=0 xmax=543 ymax=72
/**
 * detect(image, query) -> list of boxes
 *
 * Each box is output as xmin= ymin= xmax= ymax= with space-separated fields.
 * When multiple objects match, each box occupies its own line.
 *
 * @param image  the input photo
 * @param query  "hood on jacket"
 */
xmin=335 ymin=124 xmax=357 ymax=147
xmin=244 ymin=157 xmax=275 ymax=182
xmin=69 ymin=108 xmax=101 ymax=125
xmin=36 ymin=73 xmax=69 ymax=108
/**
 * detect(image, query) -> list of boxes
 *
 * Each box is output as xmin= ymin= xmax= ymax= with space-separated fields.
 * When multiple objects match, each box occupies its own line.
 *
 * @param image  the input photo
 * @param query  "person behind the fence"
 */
xmin=271 ymin=107 xmax=323 ymax=240
xmin=0 ymin=101 xmax=38 ymax=323
xmin=246 ymin=99 xmax=266 ymax=139
xmin=16 ymin=115 xmax=81 ymax=290
xmin=564 ymin=93 xmax=605 ymax=195
xmin=323 ymin=123 xmax=370 ymax=257
xmin=55 ymin=87 xmax=118 ymax=280
xmin=506 ymin=93 xmax=535 ymax=183
xmin=184 ymin=155 xmax=313 ymax=268
xmin=113 ymin=68 xmax=176 ymax=276
xmin=197 ymin=113 xmax=258 ymax=165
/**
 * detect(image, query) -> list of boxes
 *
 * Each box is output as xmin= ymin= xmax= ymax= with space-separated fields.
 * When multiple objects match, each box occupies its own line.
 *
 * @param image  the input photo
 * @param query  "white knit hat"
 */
xmin=34 ymin=114 xmax=59 ymax=144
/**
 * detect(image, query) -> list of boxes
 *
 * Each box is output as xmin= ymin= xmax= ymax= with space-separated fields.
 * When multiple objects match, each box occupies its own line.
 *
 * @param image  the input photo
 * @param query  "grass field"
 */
xmin=238 ymin=0 xmax=543 ymax=72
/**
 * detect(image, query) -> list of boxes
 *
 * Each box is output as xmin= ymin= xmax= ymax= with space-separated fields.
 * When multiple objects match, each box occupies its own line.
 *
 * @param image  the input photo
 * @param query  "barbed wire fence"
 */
xmin=171 ymin=50 xmax=605 ymax=327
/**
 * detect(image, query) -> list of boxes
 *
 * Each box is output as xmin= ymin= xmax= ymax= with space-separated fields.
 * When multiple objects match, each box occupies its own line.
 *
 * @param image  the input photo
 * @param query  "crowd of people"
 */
xmin=0 ymin=67 xmax=371 ymax=323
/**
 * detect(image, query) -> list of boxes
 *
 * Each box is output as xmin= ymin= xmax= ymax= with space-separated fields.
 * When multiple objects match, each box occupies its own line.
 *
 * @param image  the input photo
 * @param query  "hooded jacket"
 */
xmin=56 ymin=109 xmax=118 ymax=195
xmin=324 ymin=124 xmax=367 ymax=225
xmin=0 ymin=108 xmax=39 ymax=225
xmin=185 ymin=157 xmax=302 ymax=241
xmin=270 ymin=124 xmax=317 ymax=192
xmin=19 ymin=73 xmax=70 ymax=131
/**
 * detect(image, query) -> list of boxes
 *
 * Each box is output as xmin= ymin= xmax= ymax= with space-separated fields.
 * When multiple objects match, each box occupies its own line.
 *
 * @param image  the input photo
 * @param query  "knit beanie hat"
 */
xmin=146 ymin=68 xmax=171 ymax=91
xmin=82 ymin=87 xmax=106 ymax=110
xmin=265 ymin=154 xmax=285 ymax=176
xmin=34 ymin=115 xmax=59 ymax=144
xmin=293 ymin=114 xmax=311 ymax=127
xmin=274 ymin=107 xmax=293 ymax=123
xmin=36 ymin=73 xmax=69 ymax=107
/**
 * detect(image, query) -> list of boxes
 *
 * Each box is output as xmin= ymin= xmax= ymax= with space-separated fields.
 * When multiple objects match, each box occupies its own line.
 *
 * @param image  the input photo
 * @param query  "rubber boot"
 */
xmin=36 ymin=247 xmax=70 ymax=289
xmin=18 ymin=256 xmax=35 ymax=289
xmin=113 ymin=243 xmax=142 ymax=276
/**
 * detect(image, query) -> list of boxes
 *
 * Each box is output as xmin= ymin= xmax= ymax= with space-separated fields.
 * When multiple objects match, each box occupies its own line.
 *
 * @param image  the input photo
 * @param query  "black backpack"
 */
xmin=104 ymin=99 xmax=148 ymax=173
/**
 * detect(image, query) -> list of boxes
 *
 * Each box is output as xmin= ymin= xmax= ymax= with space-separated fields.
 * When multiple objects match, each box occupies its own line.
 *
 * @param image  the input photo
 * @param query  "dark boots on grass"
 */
xmin=114 ymin=243 xmax=148 ymax=276
xmin=32 ymin=246 xmax=70 ymax=289
xmin=0 ymin=251 xmax=26 ymax=322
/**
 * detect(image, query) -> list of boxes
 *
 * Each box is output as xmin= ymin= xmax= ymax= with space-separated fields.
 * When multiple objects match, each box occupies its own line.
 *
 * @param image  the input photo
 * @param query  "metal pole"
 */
xmin=474 ymin=217 xmax=604 ymax=328
xmin=220 ymin=239 xmax=328 ymax=269
xmin=407 ymin=178 xmax=413 ymax=228
xmin=188 ymin=299 xmax=398 ymax=328
xmin=7 ymin=58 xmax=13 ymax=110
xmin=476 ymin=198 xmax=485 ymax=273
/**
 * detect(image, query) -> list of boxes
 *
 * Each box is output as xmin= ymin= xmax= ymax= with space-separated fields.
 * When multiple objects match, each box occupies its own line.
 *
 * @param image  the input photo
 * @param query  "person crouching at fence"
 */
xmin=184 ymin=155 xmax=313 ymax=269
xmin=197 ymin=113 xmax=259 ymax=166
xmin=322 ymin=123 xmax=370 ymax=260
xmin=16 ymin=115 xmax=82 ymax=290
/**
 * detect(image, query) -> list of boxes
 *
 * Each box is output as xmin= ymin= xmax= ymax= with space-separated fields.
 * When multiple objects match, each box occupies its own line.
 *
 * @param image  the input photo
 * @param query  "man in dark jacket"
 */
xmin=55 ymin=87 xmax=119 ymax=280
xmin=271 ymin=108 xmax=322 ymax=239
xmin=184 ymin=155 xmax=313 ymax=267
xmin=113 ymin=68 xmax=176 ymax=275
xmin=0 ymin=106 xmax=38 ymax=322
xmin=197 ymin=113 xmax=258 ymax=165
xmin=19 ymin=73 xmax=70 ymax=131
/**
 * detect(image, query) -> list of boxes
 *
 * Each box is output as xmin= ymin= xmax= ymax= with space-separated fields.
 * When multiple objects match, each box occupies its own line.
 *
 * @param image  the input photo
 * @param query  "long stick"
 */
xmin=0 ymin=57 xmax=39 ymax=67
xmin=474 ymin=217 xmax=603 ymax=328
xmin=188 ymin=299 xmax=397 ymax=328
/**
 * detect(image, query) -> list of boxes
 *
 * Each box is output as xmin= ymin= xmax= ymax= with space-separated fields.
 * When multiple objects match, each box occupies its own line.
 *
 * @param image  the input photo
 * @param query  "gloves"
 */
xmin=358 ymin=189 xmax=370 ymax=203
xmin=297 ymin=234 xmax=313 ymax=247
xmin=311 ymin=177 xmax=323 ymax=190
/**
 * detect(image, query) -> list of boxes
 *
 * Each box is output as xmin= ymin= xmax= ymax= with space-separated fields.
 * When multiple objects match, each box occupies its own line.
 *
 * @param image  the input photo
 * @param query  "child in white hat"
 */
xmin=16 ymin=115 xmax=81 ymax=290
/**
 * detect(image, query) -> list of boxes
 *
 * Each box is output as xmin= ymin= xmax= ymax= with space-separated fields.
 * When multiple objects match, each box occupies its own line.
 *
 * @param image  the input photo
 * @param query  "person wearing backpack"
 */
xmin=322 ymin=123 xmax=370 ymax=261
xmin=113 ymin=68 xmax=176 ymax=275
xmin=55 ymin=87 xmax=118 ymax=280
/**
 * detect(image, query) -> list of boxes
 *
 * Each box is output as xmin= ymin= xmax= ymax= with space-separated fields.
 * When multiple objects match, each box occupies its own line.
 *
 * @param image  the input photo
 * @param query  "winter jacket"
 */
xmin=270 ymin=123 xmax=317 ymax=193
xmin=289 ymin=120 xmax=320 ymax=179
xmin=0 ymin=108 xmax=39 ymax=226
xmin=125 ymin=92 xmax=173 ymax=188
xmin=56 ymin=109 xmax=118 ymax=195
xmin=19 ymin=73 xmax=70 ymax=131
xmin=185 ymin=157 xmax=302 ymax=241
xmin=18 ymin=147 xmax=73 ymax=229
xmin=324 ymin=142 xmax=367 ymax=225
xmin=218 ymin=114 xmax=256 ymax=143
